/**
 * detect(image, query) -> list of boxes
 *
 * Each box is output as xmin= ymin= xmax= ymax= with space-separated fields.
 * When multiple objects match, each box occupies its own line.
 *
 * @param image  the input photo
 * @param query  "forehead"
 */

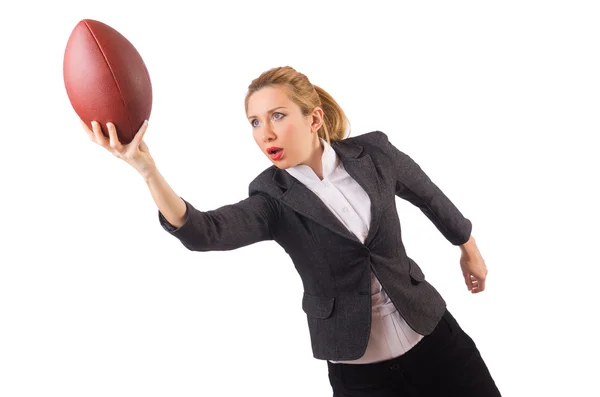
xmin=247 ymin=86 xmax=293 ymax=116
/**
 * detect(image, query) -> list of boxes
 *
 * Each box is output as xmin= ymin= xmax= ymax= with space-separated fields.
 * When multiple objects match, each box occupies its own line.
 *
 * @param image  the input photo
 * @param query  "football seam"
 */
xmin=83 ymin=20 xmax=134 ymax=139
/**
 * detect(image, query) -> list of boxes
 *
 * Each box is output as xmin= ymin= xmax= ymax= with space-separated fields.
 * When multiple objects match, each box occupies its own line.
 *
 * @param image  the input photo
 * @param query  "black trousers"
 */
xmin=327 ymin=309 xmax=501 ymax=397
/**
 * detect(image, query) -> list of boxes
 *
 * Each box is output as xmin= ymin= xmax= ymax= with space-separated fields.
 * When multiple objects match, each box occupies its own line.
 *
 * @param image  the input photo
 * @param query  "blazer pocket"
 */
xmin=302 ymin=292 xmax=335 ymax=319
xmin=408 ymin=257 xmax=426 ymax=284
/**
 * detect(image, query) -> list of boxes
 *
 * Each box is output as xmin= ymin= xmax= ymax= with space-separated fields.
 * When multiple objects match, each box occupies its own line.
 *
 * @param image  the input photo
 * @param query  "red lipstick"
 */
xmin=266 ymin=146 xmax=284 ymax=161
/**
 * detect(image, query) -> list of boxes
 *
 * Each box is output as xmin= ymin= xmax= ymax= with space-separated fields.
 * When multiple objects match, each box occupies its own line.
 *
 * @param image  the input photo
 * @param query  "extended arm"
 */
xmin=145 ymin=168 xmax=279 ymax=252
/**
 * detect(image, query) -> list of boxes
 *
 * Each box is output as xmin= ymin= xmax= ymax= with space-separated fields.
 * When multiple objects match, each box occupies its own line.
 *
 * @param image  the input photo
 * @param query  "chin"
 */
xmin=273 ymin=162 xmax=290 ymax=169
xmin=269 ymin=156 xmax=292 ymax=169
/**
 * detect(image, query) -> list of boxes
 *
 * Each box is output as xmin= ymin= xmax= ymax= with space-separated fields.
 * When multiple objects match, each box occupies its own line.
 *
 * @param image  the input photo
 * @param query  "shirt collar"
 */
xmin=285 ymin=138 xmax=339 ymax=184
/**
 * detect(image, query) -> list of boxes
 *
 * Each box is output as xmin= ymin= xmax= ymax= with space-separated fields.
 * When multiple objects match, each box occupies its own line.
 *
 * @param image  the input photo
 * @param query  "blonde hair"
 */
xmin=244 ymin=66 xmax=349 ymax=143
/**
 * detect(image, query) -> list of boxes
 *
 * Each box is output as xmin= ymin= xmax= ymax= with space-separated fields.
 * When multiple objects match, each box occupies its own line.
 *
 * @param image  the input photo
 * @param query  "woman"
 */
xmin=82 ymin=66 xmax=501 ymax=396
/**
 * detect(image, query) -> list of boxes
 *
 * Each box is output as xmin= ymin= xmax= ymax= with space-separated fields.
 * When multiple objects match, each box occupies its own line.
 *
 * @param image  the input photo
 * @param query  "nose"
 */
xmin=262 ymin=125 xmax=276 ymax=143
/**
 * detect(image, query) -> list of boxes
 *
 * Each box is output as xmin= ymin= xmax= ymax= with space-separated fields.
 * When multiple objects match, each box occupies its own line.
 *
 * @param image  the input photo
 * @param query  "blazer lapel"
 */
xmin=332 ymin=140 xmax=384 ymax=246
xmin=272 ymin=138 xmax=383 ymax=245
xmin=280 ymin=180 xmax=359 ymax=242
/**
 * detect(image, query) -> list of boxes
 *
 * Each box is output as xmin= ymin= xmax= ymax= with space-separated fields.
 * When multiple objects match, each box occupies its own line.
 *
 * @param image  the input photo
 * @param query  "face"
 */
xmin=246 ymin=86 xmax=323 ymax=169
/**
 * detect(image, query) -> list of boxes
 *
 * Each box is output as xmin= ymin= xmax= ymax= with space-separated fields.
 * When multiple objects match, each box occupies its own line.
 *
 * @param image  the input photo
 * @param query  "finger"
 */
xmin=80 ymin=120 xmax=94 ymax=140
xmin=476 ymin=277 xmax=486 ymax=292
xmin=91 ymin=121 xmax=110 ymax=147
xmin=92 ymin=121 xmax=110 ymax=149
xmin=106 ymin=122 xmax=123 ymax=151
xmin=463 ymin=271 xmax=472 ymax=291
xmin=469 ymin=275 xmax=485 ymax=293
xmin=469 ymin=275 xmax=477 ymax=292
xmin=131 ymin=120 xmax=149 ymax=148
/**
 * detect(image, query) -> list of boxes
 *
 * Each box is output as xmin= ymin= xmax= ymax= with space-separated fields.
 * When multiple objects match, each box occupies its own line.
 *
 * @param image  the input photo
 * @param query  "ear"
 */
xmin=310 ymin=107 xmax=324 ymax=133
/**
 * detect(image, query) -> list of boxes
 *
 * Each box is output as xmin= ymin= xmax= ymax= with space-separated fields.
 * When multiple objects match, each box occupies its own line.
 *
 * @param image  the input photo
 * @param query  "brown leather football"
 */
xmin=63 ymin=19 xmax=152 ymax=144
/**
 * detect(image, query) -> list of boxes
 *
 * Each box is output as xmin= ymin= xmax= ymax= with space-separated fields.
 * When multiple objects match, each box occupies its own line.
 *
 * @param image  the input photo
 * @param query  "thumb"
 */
xmin=132 ymin=120 xmax=149 ymax=148
xmin=139 ymin=139 xmax=150 ymax=153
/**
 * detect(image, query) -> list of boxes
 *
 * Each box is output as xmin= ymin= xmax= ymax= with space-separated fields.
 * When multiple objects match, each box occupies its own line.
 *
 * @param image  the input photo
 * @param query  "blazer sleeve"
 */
xmin=379 ymin=131 xmax=472 ymax=246
xmin=158 ymin=192 xmax=279 ymax=251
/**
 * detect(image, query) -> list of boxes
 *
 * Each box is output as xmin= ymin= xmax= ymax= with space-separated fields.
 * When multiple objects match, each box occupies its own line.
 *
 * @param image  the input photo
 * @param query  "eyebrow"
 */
xmin=247 ymin=106 xmax=287 ymax=119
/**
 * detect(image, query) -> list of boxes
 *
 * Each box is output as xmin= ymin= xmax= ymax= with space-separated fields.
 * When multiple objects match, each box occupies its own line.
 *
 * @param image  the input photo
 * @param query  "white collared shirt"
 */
xmin=286 ymin=138 xmax=424 ymax=364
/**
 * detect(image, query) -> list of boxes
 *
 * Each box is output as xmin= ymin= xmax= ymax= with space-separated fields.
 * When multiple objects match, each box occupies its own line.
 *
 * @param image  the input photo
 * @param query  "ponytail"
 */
xmin=313 ymin=85 xmax=349 ymax=142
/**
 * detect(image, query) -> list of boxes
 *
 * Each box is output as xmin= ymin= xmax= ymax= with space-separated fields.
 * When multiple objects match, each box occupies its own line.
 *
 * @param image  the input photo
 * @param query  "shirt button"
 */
xmin=342 ymin=207 xmax=349 ymax=212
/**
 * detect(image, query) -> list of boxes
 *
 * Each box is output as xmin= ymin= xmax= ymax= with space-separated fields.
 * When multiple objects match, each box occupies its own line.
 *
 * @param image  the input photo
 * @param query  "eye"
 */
xmin=273 ymin=112 xmax=285 ymax=120
xmin=251 ymin=119 xmax=260 ymax=128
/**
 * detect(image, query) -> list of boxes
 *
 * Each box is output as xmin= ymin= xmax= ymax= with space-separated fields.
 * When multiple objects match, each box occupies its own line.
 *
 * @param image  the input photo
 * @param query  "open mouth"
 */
xmin=267 ymin=147 xmax=284 ymax=160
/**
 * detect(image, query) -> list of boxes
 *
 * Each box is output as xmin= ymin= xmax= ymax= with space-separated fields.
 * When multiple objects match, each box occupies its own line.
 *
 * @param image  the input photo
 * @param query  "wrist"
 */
xmin=141 ymin=165 xmax=160 ymax=183
xmin=460 ymin=234 xmax=474 ymax=245
xmin=459 ymin=235 xmax=478 ymax=254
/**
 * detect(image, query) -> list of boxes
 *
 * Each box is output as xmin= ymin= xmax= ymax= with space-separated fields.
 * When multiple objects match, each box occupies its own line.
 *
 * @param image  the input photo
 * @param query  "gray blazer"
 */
xmin=158 ymin=130 xmax=472 ymax=361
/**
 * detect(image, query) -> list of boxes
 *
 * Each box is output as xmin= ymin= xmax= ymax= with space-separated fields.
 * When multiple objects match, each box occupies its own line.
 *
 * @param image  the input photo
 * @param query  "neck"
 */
xmin=305 ymin=137 xmax=325 ymax=180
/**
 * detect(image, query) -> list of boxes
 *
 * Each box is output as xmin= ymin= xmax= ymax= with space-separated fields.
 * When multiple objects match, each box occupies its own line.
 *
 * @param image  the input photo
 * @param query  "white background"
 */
xmin=1 ymin=1 xmax=598 ymax=396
